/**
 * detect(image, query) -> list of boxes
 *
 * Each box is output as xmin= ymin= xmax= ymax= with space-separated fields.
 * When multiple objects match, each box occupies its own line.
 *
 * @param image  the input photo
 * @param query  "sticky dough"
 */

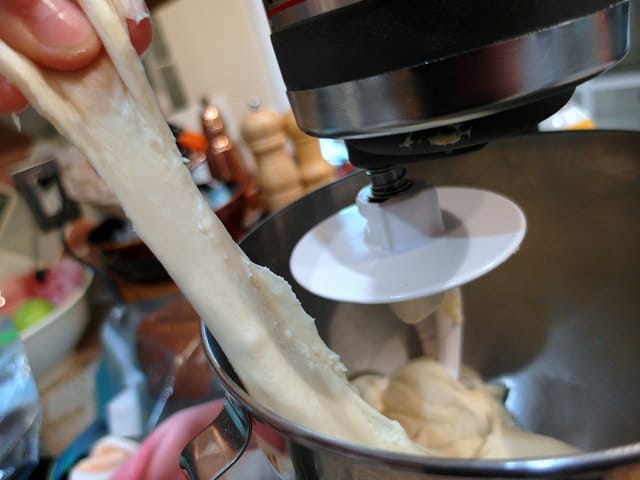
xmin=355 ymin=358 xmax=579 ymax=459
xmin=0 ymin=0 xmax=422 ymax=454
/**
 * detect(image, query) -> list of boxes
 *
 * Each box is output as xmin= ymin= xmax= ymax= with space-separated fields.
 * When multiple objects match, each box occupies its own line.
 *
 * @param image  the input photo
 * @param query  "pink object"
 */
xmin=0 ymin=258 xmax=85 ymax=315
xmin=111 ymin=400 xmax=224 ymax=480
xmin=35 ymin=258 xmax=86 ymax=304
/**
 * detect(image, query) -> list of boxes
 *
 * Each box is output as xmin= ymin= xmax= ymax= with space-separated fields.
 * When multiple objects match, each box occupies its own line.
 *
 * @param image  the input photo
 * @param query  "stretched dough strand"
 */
xmin=0 ymin=0 xmax=421 ymax=454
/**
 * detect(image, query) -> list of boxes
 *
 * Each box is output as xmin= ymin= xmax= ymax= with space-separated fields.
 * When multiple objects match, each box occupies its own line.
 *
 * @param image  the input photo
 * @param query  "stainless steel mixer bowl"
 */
xmin=183 ymin=131 xmax=640 ymax=480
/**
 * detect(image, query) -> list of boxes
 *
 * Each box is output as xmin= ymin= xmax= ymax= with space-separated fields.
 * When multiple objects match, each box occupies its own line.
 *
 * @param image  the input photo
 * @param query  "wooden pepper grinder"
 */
xmin=241 ymin=102 xmax=304 ymax=213
xmin=200 ymin=99 xmax=246 ymax=185
xmin=200 ymin=100 xmax=264 ymax=233
xmin=283 ymin=110 xmax=335 ymax=192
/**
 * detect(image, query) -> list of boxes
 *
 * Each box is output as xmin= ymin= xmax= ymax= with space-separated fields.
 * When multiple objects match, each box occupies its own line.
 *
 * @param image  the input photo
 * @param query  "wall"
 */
xmin=153 ymin=0 xmax=289 ymax=130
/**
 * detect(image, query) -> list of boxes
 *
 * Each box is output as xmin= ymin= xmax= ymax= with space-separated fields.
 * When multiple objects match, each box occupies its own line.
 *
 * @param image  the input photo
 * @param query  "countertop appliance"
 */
xmin=181 ymin=2 xmax=638 ymax=479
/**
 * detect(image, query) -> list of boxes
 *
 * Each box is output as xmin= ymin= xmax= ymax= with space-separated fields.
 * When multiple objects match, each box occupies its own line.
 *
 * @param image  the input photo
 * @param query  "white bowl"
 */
xmin=19 ymin=267 xmax=94 ymax=380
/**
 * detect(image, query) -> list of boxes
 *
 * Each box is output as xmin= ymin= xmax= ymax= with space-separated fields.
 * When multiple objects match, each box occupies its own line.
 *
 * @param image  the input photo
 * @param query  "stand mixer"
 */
xmin=272 ymin=0 xmax=629 ymax=376
xmin=273 ymin=0 xmax=628 ymax=293
xmin=182 ymin=1 xmax=640 ymax=479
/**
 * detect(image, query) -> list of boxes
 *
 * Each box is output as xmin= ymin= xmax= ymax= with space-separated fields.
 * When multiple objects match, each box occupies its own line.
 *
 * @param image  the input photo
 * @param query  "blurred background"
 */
xmin=0 ymin=1 xmax=638 ymax=477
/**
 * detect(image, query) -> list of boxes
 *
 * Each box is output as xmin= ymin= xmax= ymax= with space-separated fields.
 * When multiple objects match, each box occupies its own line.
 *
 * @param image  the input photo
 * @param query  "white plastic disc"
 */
xmin=290 ymin=187 xmax=526 ymax=304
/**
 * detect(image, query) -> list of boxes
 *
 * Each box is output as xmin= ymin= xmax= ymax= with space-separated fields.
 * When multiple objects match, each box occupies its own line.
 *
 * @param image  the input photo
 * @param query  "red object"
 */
xmin=266 ymin=0 xmax=306 ymax=17
xmin=177 ymin=131 xmax=208 ymax=153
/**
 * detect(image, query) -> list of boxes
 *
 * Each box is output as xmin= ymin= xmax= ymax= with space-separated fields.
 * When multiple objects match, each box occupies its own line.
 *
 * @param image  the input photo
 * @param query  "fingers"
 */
xmin=127 ymin=17 xmax=153 ymax=56
xmin=115 ymin=0 xmax=154 ymax=55
xmin=0 ymin=0 xmax=99 ymax=116
xmin=0 ymin=76 xmax=28 ymax=115
xmin=0 ymin=0 xmax=102 ymax=71
xmin=0 ymin=0 xmax=153 ymax=116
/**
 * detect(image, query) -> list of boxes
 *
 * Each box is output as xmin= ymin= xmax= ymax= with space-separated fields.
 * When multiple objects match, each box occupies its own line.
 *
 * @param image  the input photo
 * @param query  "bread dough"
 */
xmin=0 ymin=1 xmax=578 ymax=460
xmin=0 ymin=0 xmax=422 ymax=454
xmin=355 ymin=358 xmax=578 ymax=458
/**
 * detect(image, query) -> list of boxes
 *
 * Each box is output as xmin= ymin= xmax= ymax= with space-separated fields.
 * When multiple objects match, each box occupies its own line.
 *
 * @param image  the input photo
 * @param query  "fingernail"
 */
xmin=26 ymin=0 xmax=96 ymax=49
xmin=115 ymin=0 xmax=150 ymax=24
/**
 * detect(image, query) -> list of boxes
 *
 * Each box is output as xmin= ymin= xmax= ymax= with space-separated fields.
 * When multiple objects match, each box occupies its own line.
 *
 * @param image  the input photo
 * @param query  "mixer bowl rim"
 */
xmin=203 ymin=130 xmax=640 ymax=475
xmin=201 ymin=323 xmax=640 ymax=476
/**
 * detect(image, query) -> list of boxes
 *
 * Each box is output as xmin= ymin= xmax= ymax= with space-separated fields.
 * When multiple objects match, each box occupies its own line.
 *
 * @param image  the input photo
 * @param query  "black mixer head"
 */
xmin=264 ymin=0 xmax=630 ymax=167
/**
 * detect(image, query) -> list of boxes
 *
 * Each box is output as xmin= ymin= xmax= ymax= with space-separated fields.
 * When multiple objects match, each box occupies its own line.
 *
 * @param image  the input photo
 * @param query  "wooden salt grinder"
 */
xmin=283 ymin=110 xmax=335 ymax=192
xmin=241 ymin=104 xmax=304 ymax=213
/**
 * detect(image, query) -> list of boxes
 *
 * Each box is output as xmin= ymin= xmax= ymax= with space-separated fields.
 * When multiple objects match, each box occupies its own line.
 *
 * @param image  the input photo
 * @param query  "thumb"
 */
xmin=0 ymin=0 xmax=101 ymax=71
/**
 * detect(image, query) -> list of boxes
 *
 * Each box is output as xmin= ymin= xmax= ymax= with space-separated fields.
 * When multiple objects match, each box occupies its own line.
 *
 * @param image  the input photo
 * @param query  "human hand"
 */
xmin=0 ymin=0 xmax=152 ymax=115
